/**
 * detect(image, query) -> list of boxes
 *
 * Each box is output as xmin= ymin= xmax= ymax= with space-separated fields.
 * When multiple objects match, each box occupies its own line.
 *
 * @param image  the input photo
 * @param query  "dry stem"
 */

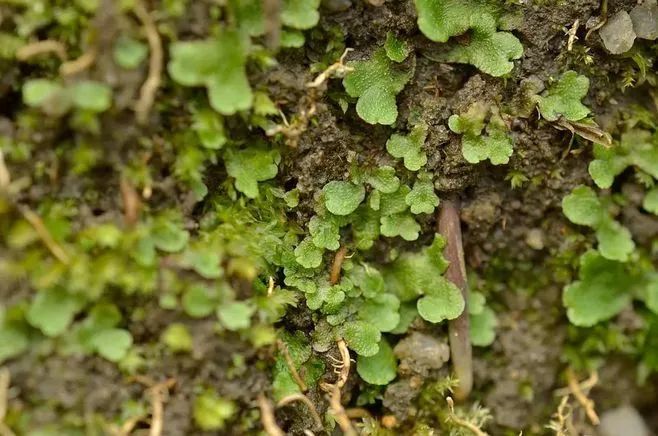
xmin=19 ymin=205 xmax=70 ymax=264
xmin=16 ymin=40 xmax=67 ymax=62
xmin=565 ymin=368 xmax=599 ymax=426
xmin=320 ymin=339 xmax=355 ymax=435
xmin=329 ymin=246 xmax=348 ymax=285
xmin=258 ymin=394 xmax=285 ymax=436
xmin=438 ymin=197 xmax=472 ymax=401
xmin=60 ymin=48 xmax=97 ymax=76
xmin=278 ymin=339 xmax=308 ymax=392
xmin=120 ymin=178 xmax=141 ymax=227
xmin=133 ymin=0 xmax=163 ymax=125
xmin=148 ymin=379 xmax=176 ymax=436
xmin=277 ymin=393 xmax=323 ymax=430
xmin=446 ymin=397 xmax=489 ymax=436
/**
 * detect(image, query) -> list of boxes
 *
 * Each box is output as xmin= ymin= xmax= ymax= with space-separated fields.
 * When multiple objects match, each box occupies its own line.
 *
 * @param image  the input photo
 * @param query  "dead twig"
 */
xmin=277 ymin=339 xmax=308 ymax=392
xmin=329 ymin=246 xmax=348 ymax=285
xmin=565 ymin=19 xmax=580 ymax=52
xmin=446 ymin=397 xmax=489 ymax=436
xmin=258 ymin=394 xmax=285 ymax=436
xmin=133 ymin=0 xmax=163 ymax=125
xmin=16 ymin=40 xmax=67 ymax=62
xmin=277 ymin=393 xmax=323 ymax=430
xmin=566 ymin=368 xmax=599 ymax=426
xmin=19 ymin=205 xmax=70 ymax=264
xmin=438 ymin=197 xmax=472 ymax=401
xmin=60 ymin=48 xmax=97 ymax=76
xmin=547 ymin=395 xmax=572 ymax=436
xmin=554 ymin=371 xmax=598 ymax=397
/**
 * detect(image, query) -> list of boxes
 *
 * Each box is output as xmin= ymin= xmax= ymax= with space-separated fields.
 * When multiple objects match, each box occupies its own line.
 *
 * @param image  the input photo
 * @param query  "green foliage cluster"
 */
xmin=536 ymin=71 xmax=590 ymax=122
xmin=561 ymin=115 xmax=658 ymax=383
xmin=448 ymin=102 xmax=514 ymax=165
xmin=414 ymin=0 xmax=523 ymax=76
xmin=589 ymin=128 xmax=658 ymax=189
xmin=343 ymin=48 xmax=413 ymax=125
xmin=562 ymin=185 xmax=634 ymax=262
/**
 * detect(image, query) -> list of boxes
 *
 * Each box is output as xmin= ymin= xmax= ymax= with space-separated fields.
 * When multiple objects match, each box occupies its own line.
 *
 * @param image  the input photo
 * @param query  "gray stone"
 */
xmin=600 ymin=11 xmax=637 ymax=54
xmin=393 ymin=332 xmax=450 ymax=376
xmin=630 ymin=0 xmax=658 ymax=40
xmin=600 ymin=406 xmax=649 ymax=436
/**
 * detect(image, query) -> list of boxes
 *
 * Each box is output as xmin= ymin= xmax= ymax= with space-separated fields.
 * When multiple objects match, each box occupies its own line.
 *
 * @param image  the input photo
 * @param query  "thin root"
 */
xmin=278 ymin=340 xmax=308 ymax=392
xmin=277 ymin=393 xmax=323 ymax=430
xmin=326 ymin=384 xmax=356 ymax=436
xmin=258 ymin=394 xmax=285 ymax=436
xmin=306 ymin=48 xmax=354 ymax=88
xmin=19 ymin=205 xmax=70 ymax=264
xmin=148 ymin=379 xmax=176 ymax=436
xmin=446 ymin=397 xmax=489 ymax=436
xmin=566 ymin=368 xmax=599 ymax=426
xmin=133 ymin=0 xmax=163 ymax=125
xmin=16 ymin=40 xmax=67 ymax=62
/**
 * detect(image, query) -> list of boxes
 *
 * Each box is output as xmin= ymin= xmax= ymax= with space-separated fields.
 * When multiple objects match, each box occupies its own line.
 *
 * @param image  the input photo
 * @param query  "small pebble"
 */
xmin=630 ymin=0 xmax=658 ymax=40
xmin=600 ymin=406 xmax=649 ymax=436
xmin=525 ymin=228 xmax=544 ymax=250
xmin=599 ymin=11 xmax=637 ymax=54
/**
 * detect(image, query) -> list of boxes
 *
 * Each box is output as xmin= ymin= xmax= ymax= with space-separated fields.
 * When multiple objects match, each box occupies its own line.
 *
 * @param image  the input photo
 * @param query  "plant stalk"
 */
xmin=438 ymin=197 xmax=472 ymax=401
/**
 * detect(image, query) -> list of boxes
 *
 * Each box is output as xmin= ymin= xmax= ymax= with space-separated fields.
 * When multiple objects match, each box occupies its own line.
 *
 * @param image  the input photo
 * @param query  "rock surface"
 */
xmin=630 ymin=0 xmax=658 ymax=40
xmin=600 ymin=11 xmax=637 ymax=54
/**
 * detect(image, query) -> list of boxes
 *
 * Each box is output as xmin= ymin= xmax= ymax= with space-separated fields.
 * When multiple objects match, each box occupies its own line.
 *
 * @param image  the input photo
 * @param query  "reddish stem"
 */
xmin=438 ymin=197 xmax=472 ymax=401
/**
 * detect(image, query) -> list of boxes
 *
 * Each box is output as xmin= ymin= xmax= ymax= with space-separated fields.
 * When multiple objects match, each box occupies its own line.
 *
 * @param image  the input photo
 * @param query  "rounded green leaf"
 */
xmin=217 ymin=301 xmax=254 ymax=331
xmin=90 ymin=328 xmax=133 ymax=361
xmin=357 ymin=339 xmax=397 ymax=385
xmin=417 ymin=279 xmax=465 ymax=323
xmin=341 ymin=320 xmax=381 ymax=356
xmin=561 ymin=185 xmax=603 ymax=227
xmin=323 ymin=181 xmax=365 ymax=216
xmin=26 ymin=289 xmax=81 ymax=337
xmin=70 ymin=81 xmax=112 ymax=112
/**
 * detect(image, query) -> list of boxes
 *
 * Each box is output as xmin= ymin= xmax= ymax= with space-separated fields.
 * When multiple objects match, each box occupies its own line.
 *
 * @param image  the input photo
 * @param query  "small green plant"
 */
xmin=386 ymin=123 xmax=428 ymax=171
xmin=193 ymin=389 xmax=237 ymax=431
xmin=322 ymin=180 xmax=366 ymax=215
xmin=562 ymin=185 xmax=635 ymax=262
xmin=225 ymin=146 xmax=280 ymax=199
xmin=536 ymin=71 xmax=590 ymax=122
xmin=589 ymin=129 xmax=658 ymax=189
xmin=468 ymin=292 xmax=497 ymax=347
xmin=415 ymin=0 xmax=523 ymax=76
xmin=23 ymin=79 xmax=112 ymax=116
xmin=356 ymin=337 xmax=397 ymax=385
xmin=343 ymin=48 xmax=413 ymax=125
xmin=168 ymin=29 xmax=252 ymax=115
xmin=448 ymin=103 xmax=513 ymax=165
